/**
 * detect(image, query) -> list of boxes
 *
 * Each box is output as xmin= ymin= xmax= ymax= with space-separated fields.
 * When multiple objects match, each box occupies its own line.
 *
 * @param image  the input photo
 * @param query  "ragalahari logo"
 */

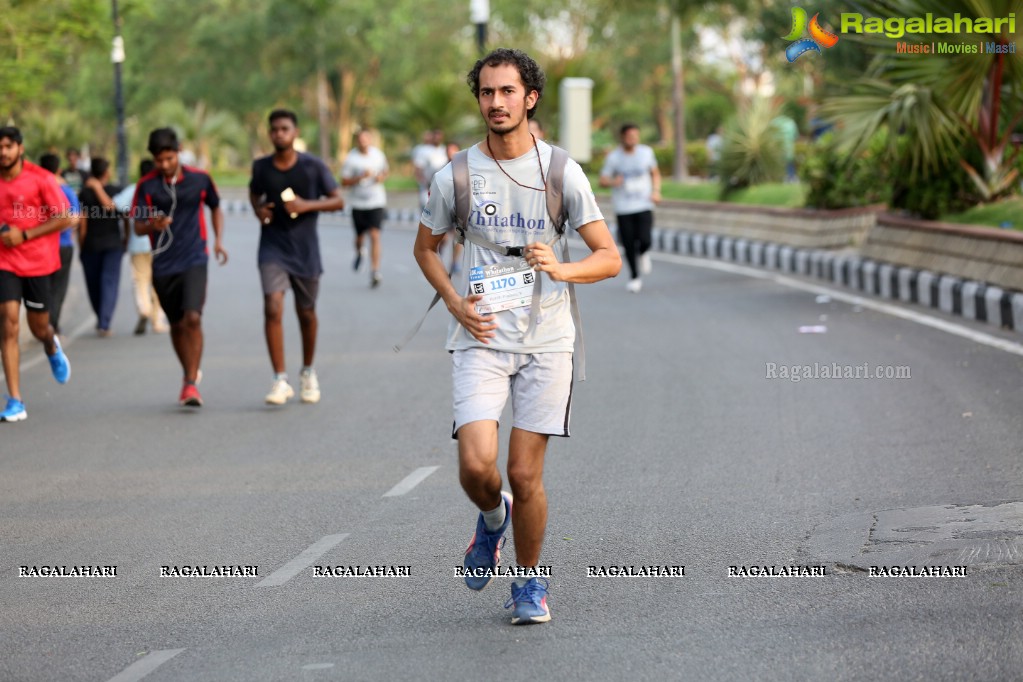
xmin=783 ymin=7 xmax=839 ymax=62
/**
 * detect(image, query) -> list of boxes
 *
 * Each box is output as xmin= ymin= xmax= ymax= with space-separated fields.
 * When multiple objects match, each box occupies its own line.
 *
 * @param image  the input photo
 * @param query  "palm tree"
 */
xmin=822 ymin=0 xmax=1023 ymax=201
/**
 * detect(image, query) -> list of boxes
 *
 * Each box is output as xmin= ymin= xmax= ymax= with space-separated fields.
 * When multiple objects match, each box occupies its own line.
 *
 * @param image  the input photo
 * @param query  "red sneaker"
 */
xmin=179 ymin=382 xmax=203 ymax=407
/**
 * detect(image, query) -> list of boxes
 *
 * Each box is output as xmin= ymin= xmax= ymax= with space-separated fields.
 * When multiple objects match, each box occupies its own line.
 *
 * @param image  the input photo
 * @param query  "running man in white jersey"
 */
xmin=341 ymin=129 xmax=388 ymax=288
xmin=600 ymin=123 xmax=661 ymax=293
xmin=414 ymin=48 xmax=620 ymax=624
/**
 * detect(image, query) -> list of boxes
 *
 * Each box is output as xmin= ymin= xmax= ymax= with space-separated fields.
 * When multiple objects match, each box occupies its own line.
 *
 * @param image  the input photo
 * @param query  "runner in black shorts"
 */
xmin=250 ymin=109 xmax=344 ymax=406
xmin=341 ymin=129 xmax=389 ymax=288
xmin=151 ymin=264 xmax=207 ymax=325
xmin=0 ymin=126 xmax=74 ymax=422
xmin=133 ymin=128 xmax=227 ymax=407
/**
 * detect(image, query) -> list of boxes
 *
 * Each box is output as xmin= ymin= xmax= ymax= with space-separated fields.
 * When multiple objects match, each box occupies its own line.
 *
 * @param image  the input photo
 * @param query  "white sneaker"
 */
xmin=626 ymin=278 xmax=643 ymax=293
xmin=300 ymin=369 xmax=321 ymax=404
xmin=639 ymin=252 xmax=653 ymax=276
xmin=265 ymin=378 xmax=295 ymax=405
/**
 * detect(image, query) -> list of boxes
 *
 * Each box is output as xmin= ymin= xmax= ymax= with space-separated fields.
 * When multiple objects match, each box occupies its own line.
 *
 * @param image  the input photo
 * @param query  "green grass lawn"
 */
xmin=214 ymin=169 xmax=419 ymax=192
xmin=717 ymin=183 xmax=806 ymax=207
xmin=941 ymin=196 xmax=1023 ymax=230
xmin=589 ymin=176 xmax=805 ymax=207
xmin=657 ymin=180 xmax=804 ymax=207
xmin=211 ymin=169 xmax=251 ymax=188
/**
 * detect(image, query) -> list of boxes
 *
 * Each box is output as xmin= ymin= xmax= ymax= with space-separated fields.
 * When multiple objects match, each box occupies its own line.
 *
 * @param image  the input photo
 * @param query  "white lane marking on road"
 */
xmin=383 ymin=466 xmax=440 ymax=497
xmin=105 ymin=649 xmax=186 ymax=682
xmin=23 ymin=316 xmax=96 ymax=372
xmin=256 ymin=533 xmax=350 ymax=587
xmin=638 ymin=247 xmax=1023 ymax=358
xmin=302 ymin=663 xmax=335 ymax=670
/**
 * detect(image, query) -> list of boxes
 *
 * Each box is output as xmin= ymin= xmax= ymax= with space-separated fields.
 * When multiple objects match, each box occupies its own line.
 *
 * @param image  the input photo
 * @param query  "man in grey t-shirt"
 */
xmin=600 ymin=123 xmax=661 ymax=293
xmin=414 ymin=48 xmax=620 ymax=625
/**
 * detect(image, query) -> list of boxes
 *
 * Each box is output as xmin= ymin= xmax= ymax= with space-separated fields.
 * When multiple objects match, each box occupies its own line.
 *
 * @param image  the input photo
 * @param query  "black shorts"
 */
xmin=351 ymin=208 xmax=385 ymax=236
xmin=0 ymin=269 xmax=52 ymax=312
xmin=153 ymin=264 xmax=207 ymax=325
xmin=259 ymin=262 xmax=319 ymax=310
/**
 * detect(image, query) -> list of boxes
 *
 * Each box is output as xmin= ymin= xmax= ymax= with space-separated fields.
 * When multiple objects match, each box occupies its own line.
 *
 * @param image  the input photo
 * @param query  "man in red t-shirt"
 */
xmin=0 ymin=127 xmax=75 ymax=422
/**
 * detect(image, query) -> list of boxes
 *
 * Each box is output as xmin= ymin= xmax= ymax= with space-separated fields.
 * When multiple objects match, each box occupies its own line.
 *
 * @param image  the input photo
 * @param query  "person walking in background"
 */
xmin=706 ymin=125 xmax=723 ymax=180
xmin=113 ymin=159 xmax=168 ymax=335
xmin=0 ymin=126 xmax=73 ymax=422
xmin=413 ymin=48 xmax=620 ymax=624
xmin=341 ymin=128 xmax=388 ymax=288
xmin=62 ymin=148 xmax=87 ymax=194
xmin=771 ymin=115 xmax=799 ymax=183
xmin=133 ymin=127 xmax=227 ymax=407
xmin=599 ymin=123 xmax=661 ymax=293
xmin=412 ymin=129 xmax=447 ymax=211
xmin=250 ymin=109 xmax=344 ymax=406
xmin=38 ymin=153 xmax=79 ymax=335
xmin=78 ymin=157 xmax=124 ymax=336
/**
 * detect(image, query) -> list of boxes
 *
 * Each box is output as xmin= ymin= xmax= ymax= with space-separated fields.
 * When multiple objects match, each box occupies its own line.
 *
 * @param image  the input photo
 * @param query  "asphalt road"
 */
xmin=2 ymin=207 xmax=1022 ymax=681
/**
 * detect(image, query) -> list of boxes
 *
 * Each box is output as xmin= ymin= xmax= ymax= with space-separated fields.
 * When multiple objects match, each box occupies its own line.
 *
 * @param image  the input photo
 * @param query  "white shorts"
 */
xmin=451 ymin=348 xmax=573 ymax=438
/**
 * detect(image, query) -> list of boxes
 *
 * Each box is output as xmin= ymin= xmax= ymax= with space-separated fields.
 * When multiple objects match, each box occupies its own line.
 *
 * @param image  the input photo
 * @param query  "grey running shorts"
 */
xmin=451 ymin=347 xmax=573 ymax=438
xmin=259 ymin=262 xmax=319 ymax=310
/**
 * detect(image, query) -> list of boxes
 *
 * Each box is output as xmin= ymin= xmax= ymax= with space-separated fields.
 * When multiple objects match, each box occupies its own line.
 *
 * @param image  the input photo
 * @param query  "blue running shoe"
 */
xmin=48 ymin=336 xmax=70 ymax=384
xmin=505 ymin=577 xmax=551 ymax=624
xmin=0 ymin=396 xmax=27 ymax=422
xmin=463 ymin=491 xmax=512 ymax=591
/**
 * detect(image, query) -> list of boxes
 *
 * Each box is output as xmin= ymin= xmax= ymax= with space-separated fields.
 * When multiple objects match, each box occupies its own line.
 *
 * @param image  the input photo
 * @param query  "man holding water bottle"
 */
xmin=249 ymin=109 xmax=344 ymax=406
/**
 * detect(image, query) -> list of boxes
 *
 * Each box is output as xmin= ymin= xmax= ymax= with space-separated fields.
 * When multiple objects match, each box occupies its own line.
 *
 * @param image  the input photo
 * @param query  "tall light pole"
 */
xmin=470 ymin=0 xmax=489 ymax=55
xmin=111 ymin=0 xmax=128 ymax=186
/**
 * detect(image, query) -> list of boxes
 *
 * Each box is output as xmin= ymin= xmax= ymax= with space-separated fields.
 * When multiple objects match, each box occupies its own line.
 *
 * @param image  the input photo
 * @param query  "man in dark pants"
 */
xmin=0 ymin=127 xmax=74 ymax=422
xmin=77 ymin=157 xmax=124 ymax=336
xmin=250 ymin=109 xmax=344 ymax=406
xmin=599 ymin=123 xmax=661 ymax=293
xmin=38 ymin=153 xmax=79 ymax=335
xmin=133 ymin=128 xmax=227 ymax=407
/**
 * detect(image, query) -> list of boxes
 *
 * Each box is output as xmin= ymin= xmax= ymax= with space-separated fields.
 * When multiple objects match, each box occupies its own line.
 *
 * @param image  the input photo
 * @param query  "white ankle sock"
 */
xmin=482 ymin=499 xmax=506 ymax=532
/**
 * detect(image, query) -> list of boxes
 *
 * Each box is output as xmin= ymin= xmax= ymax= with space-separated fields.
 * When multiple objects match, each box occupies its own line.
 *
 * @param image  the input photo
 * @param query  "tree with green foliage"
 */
xmin=821 ymin=0 xmax=1023 ymax=207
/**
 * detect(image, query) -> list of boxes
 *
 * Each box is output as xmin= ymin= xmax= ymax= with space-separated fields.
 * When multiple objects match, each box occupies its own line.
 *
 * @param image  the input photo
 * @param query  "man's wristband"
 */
xmin=21 ymin=230 xmax=30 ymax=242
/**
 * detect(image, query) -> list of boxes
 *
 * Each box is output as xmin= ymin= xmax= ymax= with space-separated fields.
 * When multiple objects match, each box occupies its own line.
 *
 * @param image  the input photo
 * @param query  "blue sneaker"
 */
xmin=463 ymin=491 xmax=512 ymax=591
xmin=48 ymin=336 xmax=70 ymax=384
xmin=0 ymin=396 xmax=27 ymax=422
xmin=505 ymin=577 xmax=551 ymax=624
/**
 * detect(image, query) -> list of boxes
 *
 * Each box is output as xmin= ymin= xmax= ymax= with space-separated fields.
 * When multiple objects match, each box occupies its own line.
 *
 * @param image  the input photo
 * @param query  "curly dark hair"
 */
xmin=467 ymin=48 xmax=545 ymax=119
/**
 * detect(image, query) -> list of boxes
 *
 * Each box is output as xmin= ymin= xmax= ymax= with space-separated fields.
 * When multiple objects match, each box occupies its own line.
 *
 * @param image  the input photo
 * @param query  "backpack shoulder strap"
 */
xmin=451 ymin=147 xmax=524 ymax=257
xmin=551 ymin=146 xmax=587 ymax=380
xmin=545 ymin=145 xmax=569 ymax=233
xmin=395 ymin=151 xmax=469 ymax=354
xmin=452 ymin=149 xmax=471 ymax=231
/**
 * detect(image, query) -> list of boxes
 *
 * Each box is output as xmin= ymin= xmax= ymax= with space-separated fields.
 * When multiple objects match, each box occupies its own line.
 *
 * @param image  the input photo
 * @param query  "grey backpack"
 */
xmin=396 ymin=145 xmax=587 ymax=380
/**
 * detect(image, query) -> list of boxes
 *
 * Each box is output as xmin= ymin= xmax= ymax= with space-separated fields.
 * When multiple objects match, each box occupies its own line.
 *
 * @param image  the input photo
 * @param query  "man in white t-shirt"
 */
xmin=411 ymin=129 xmax=448 ymax=210
xmin=414 ymin=48 xmax=621 ymax=625
xmin=599 ymin=123 xmax=661 ymax=293
xmin=341 ymin=129 xmax=388 ymax=288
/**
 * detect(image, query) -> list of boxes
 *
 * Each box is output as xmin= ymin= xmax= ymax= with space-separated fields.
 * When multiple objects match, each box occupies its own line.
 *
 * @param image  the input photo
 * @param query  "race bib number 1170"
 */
xmin=469 ymin=258 xmax=535 ymax=314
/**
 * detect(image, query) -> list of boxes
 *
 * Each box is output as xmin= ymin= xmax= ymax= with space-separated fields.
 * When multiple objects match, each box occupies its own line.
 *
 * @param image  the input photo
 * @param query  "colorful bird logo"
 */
xmin=783 ymin=7 xmax=839 ymax=62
